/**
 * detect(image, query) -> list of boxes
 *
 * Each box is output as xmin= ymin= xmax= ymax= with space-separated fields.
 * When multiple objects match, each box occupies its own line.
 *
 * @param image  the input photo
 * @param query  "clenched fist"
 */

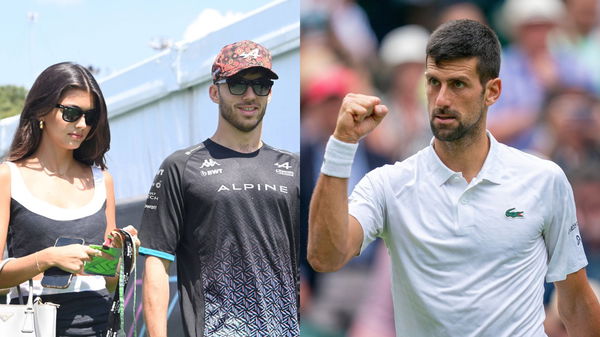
xmin=333 ymin=93 xmax=389 ymax=144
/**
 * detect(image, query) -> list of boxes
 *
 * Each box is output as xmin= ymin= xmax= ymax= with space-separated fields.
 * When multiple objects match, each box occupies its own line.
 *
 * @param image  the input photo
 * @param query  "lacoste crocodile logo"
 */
xmin=505 ymin=208 xmax=524 ymax=218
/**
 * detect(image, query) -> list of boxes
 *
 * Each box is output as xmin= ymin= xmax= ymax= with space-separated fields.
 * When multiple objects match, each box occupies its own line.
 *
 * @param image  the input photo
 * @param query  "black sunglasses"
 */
xmin=214 ymin=78 xmax=274 ymax=96
xmin=55 ymin=104 xmax=98 ymax=125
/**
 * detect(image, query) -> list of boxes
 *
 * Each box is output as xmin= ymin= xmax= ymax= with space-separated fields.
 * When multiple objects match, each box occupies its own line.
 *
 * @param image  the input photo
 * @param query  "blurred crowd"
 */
xmin=299 ymin=0 xmax=600 ymax=336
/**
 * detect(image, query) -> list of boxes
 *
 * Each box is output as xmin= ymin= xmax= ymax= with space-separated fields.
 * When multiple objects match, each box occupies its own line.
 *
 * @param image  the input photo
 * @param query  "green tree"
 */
xmin=0 ymin=85 xmax=27 ymax=119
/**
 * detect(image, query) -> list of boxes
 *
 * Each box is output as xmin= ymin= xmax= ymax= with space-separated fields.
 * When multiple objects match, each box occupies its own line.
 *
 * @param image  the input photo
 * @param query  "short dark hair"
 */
xmin=7 ymin=62 xmax=110 ymax=169
xmin=426 ymin=19 xmax=501 ymax=84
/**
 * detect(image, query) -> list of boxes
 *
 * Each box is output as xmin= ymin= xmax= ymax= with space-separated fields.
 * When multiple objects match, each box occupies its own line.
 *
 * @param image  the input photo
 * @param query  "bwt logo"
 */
xmin=200 ymin=159 xmax=220 ymax=168
xmin=201 ymin=169 xmax=223 ymax=176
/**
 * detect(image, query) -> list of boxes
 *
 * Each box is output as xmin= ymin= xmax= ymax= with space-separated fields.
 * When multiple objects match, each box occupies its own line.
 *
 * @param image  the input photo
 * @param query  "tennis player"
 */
xmin=308 ymin=19 xmax=600 ymax=336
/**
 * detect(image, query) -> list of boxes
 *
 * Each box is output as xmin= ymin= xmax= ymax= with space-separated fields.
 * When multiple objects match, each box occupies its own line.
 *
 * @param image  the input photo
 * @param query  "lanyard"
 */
xmin=105 ymin=229 xmax=136 ymax=337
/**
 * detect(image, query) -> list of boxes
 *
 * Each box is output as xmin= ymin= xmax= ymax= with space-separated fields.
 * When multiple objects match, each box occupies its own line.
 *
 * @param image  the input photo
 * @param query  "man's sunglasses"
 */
xmin=55 ymin=104 xmax=98 ymax=125
xmin=214 ymin=78 xmax=274 ymax=96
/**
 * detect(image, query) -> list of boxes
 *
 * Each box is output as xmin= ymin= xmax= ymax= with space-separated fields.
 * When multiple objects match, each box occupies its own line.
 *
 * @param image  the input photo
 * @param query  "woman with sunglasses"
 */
xmin=0 ymin=62 xmax=122 ymax=336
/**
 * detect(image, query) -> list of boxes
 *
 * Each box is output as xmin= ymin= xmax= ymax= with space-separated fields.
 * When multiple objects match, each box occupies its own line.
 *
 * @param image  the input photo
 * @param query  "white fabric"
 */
xmin=9 ymin=276 xmax=107 ymax=299
xmin=5 ymin=161 xmax=106 ymax=221
xmin=349 ymin=132 xmax=588 ymax=337
xmin=321 ymin=136 xmax=359 ymax=178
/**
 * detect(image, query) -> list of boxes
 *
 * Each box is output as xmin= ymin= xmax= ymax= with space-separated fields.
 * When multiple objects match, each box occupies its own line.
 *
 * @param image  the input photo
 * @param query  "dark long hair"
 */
xmin=7 ymin=62 xmax=110 ymax=169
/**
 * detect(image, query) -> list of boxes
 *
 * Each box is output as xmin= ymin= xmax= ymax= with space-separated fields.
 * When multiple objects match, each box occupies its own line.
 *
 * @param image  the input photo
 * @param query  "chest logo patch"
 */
xmin=274 ymin=162 xmax=292 ymax=169
xmin=505 ymin=208 xmax=524 ymax=218
xmin=275 ymin=162 xmax=294 ymax=177
xmin=200 ymin=159 xmax=220 ymax=168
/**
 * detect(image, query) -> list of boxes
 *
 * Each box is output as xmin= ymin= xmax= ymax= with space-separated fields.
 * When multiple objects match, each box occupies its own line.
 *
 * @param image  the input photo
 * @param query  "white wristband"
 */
xmin=320 ymin=136 xmax=359 ymax=178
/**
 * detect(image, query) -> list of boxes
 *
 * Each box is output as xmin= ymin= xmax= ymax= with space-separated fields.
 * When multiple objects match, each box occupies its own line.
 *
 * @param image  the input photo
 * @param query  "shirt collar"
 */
xmin=426 ymin=141 xmax=456 ymax=186
xmin=426 ymin=130 xmax=507 ymax=186
xmin=477 ymin=131 xmax=507 ymax=185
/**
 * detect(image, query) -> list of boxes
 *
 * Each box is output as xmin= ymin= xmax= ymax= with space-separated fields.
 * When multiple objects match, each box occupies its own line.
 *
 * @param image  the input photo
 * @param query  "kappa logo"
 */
xmin=0 ymin=312 xmax=14 ymax=322
xmin=200 ymin=159 xmax=220 ymax=169
xmin=240 ymin=48 xmax=260 ymax=59
xmin=505 ymin=208 xmax=524 ymax=218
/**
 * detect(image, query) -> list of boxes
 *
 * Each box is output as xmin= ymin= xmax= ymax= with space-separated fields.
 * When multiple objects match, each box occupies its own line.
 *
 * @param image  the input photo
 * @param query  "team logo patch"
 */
xmin=275 ymin=162 xmax=294 ymax=177
xmin=201 ymin=168 xmax=223 ymax=177
xmin=200 ymin=159 xmax=220 ymax=169
xmin=240 ymin=48 xmax=260 ymax=59
xmin=505 ymin=208 xmax=524 ymax=218
xmin=217 ymin=183 xmax=288 ymax=194
xmin=274 ymin=162 xmax=292 ymax=169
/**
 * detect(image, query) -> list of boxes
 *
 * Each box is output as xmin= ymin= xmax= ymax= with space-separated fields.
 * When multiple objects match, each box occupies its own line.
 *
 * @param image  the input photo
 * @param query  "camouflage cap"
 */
xmin=212 ymin=40 xmax=279 ymax=82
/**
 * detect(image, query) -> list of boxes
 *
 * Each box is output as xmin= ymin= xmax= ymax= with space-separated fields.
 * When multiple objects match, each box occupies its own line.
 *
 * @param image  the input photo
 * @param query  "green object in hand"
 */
xmin=84 ymin=245 xmax=121 ymax=276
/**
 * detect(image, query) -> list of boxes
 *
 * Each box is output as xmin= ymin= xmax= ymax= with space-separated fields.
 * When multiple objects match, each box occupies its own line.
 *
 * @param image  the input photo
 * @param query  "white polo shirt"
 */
xmin=349 ymin=132 xmax=588 ymax=337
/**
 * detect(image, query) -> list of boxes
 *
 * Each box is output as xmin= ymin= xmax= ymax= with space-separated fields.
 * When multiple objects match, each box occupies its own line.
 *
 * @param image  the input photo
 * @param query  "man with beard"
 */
xmin=308 ymin=20 xmax=600 ymax=336
xmin=140 ymin=40 xmax=299 ymax=337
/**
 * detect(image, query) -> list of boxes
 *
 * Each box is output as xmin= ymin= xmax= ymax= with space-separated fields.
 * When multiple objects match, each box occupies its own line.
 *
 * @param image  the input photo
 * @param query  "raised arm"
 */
xmin=307 ymin=93 xmax=388 ymax=272
xmin=554 ymin=268 xmax=600 ymax=337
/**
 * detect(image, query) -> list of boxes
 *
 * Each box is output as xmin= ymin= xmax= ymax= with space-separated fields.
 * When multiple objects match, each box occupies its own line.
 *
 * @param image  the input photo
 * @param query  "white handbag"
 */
xmin=0 ymin=258 xmax=59 ymax=337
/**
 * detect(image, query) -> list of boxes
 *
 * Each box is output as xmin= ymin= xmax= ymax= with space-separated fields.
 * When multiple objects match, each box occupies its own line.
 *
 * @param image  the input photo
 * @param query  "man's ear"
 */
xmin=267 ymin=90 xmax=272 ymax=103
xmin=484 ymin=78 xmax=501 ymax=107
xmin=209 ymin=85 xmax=220 ymax=104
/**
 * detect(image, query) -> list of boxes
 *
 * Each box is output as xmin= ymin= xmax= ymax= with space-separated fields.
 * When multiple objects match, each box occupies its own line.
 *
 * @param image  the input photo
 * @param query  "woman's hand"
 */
xmin=41 ymin=244 xmax=101 ymax=274
xmin=105 ymin=225 xmax=141 ymax=252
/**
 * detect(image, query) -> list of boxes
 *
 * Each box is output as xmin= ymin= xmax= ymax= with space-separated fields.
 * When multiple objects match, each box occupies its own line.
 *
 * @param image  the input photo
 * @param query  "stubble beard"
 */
xmin=430 ymin=96 xmax=486 ymax=142
xmin=430 ymin=108 xmax=480 ymax=141
xmin=219 ymin=101 xmax=267 ymax=133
